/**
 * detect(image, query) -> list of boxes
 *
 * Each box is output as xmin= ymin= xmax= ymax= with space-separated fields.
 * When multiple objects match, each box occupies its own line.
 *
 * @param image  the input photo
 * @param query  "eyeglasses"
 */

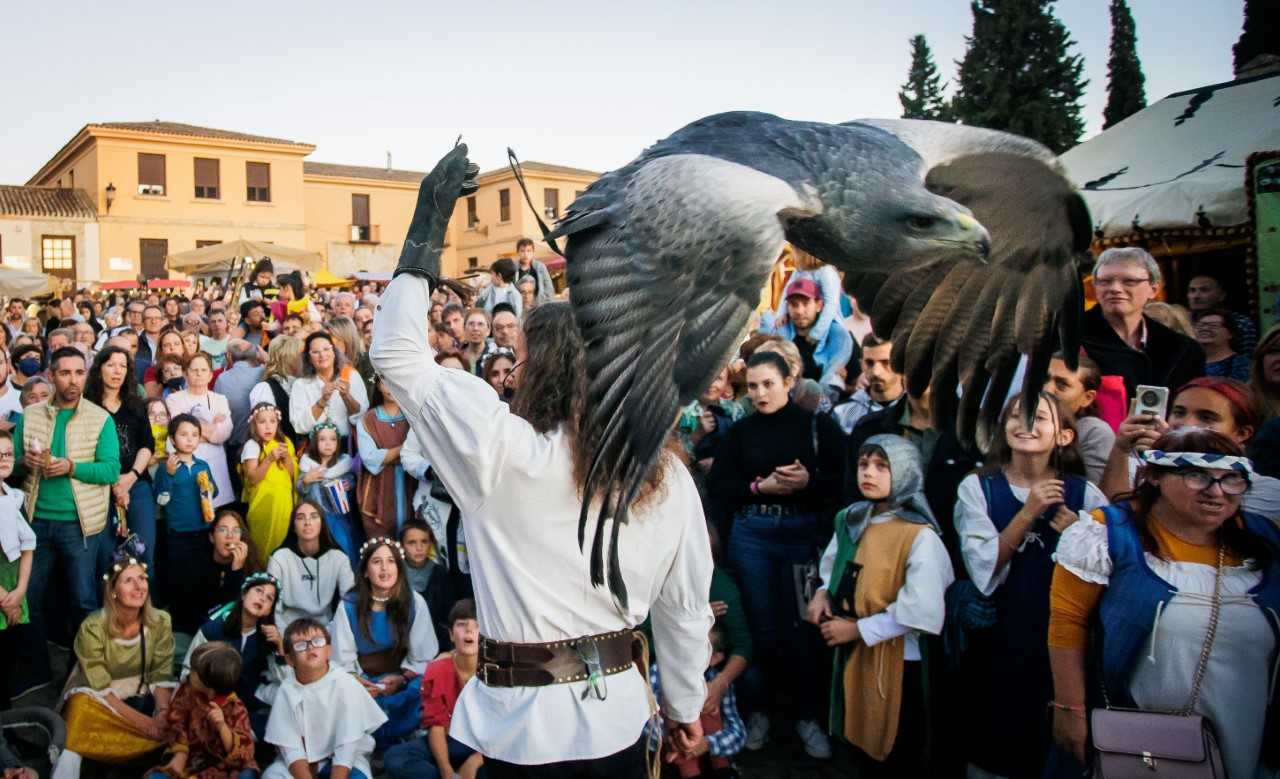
xmin=290 ymin=635 xmax=329 ymax=653
xmin=1177 ymin=469 xmax=1249 ymax=496
xmin=214 ymin=526 xmax=243 ymax=537
xmin=0 ymin=452 xmax=14 ymax=462
xmin=1094 ymin=276 xmax=1152 ymax=289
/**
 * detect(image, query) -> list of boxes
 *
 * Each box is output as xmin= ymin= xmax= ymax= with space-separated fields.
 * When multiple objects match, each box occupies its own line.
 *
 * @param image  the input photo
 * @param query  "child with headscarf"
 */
xmin=805 ymin=434 xmax=954 ymax=777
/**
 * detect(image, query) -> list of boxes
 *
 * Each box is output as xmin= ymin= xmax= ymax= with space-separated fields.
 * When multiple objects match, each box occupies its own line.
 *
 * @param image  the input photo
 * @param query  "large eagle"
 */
xmin=400 ymin=112 xmax=1092 ymax=607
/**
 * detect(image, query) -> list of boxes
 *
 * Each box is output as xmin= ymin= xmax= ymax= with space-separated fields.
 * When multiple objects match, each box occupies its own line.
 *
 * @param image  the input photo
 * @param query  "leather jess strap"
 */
xmin=479 ymin=629 xmax=641 ymax=688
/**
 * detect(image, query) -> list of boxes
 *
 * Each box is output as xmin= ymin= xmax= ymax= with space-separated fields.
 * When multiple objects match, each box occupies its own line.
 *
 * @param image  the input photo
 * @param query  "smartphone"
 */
xmin=1133 ymin=384 xmax=1169 ymax=419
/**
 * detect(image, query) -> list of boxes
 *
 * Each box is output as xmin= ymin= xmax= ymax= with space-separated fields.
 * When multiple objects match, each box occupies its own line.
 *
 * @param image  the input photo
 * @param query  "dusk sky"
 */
xmin=2 ymin=0 xmax=1246 ymax=183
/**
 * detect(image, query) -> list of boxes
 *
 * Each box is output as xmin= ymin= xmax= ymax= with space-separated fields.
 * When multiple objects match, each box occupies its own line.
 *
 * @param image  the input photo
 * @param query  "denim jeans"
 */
xmin=98 ymin=478 xmax=158 ymax=580
xmin=22 ymin=518 xmax=102 ymax=686
xmin=726 ymin=508 xmax=824 ymax=720
xmin=384 ymin=734 xmax=482 ymax=779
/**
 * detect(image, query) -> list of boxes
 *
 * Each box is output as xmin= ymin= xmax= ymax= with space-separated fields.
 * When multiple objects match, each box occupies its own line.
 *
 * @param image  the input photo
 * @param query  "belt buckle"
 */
xmin=575 ymin=640 xmax=608 ymax=701
xmin=480 ymin=663 xmax=499 ymax=686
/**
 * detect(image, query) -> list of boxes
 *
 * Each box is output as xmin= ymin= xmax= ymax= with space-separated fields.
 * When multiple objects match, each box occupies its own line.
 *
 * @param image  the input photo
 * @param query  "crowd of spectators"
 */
xmin=0 ymin=241 xmax=1277 ymax=779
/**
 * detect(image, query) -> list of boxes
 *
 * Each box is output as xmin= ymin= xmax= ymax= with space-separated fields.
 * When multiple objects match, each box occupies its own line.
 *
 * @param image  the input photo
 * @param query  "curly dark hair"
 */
xmin=85 ymin=345 xmax=144 ymax=414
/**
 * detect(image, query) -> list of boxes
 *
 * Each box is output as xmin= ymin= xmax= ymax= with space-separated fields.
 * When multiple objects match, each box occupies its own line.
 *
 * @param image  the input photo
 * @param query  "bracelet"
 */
xmin=1048 ymin=701 xmax=1086 ymax=713
xmin=750 ymin=479 xmax=761 ymax=495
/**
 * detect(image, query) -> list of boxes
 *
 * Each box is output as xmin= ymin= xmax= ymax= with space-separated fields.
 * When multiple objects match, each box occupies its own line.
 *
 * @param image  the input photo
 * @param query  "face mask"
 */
xmin=17 ymin=358 xmax=41 ymax=376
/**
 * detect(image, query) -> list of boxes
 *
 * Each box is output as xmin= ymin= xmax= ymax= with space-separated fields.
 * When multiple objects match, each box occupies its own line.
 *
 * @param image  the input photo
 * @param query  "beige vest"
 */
xmin=22 ymin=397 xmax=113 ymax=536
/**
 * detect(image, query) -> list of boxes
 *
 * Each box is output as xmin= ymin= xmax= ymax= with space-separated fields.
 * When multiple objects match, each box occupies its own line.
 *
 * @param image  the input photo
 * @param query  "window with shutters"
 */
xmin=467 ymin=256 xmax=479 ymax=270
xmin=543 ymin=188 xmax=560 ymax=220
xmin=466 ymin=196 xmax=478 ymax=229
xmin=194 ymin=158 xmax=220 ymax=199
xmin=351 ymin=194 xmax=372 ymax=242
xmin=41 ymin=236 xmax=76 ymax=279
xmin=246 ymin=162 xmax=270 ymax=202
xmin=138 ymin=153 xmax=166 ymax=196
xmin=499 ymin=188 xmax=511 ymax=222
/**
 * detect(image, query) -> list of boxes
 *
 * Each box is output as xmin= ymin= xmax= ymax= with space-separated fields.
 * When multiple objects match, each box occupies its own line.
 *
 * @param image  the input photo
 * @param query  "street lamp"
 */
xmin=105 ymin=182 xmax=116 ymax=214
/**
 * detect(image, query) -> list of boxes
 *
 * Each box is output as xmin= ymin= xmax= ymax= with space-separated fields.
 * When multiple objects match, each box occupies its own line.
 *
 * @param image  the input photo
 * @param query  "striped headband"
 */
xmin=1138 ymin=450 xmax=1254 ymax=475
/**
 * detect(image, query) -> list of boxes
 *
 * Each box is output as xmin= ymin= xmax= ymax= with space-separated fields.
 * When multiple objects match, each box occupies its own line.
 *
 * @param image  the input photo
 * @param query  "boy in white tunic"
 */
xmin=262 ymin=618 xmax=386 ymax=779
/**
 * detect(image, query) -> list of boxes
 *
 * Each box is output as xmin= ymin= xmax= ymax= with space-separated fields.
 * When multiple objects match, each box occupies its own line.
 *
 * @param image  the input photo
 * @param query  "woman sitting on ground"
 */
xmin=55 ymin=543 xmax=177 ymax=778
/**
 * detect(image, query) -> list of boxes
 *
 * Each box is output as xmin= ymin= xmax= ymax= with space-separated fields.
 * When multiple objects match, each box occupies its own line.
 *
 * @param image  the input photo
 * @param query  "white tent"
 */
xmin=1061 ymin=71 xmax=1280 ymax=239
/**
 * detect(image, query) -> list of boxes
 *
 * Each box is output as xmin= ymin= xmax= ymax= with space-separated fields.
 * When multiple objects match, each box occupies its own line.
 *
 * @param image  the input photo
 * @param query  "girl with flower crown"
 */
xmin=185 ymin=570 xmax=282 ymax=740
xmin=241 ymin=402 xmax=296 ymax=564
xmin=296 ymin=420 xmax=359 ymax=569
xmin=54 ymin=540 xmax=178 ymax=778
xmin=331 ymin=536 xmax=438 ymax=750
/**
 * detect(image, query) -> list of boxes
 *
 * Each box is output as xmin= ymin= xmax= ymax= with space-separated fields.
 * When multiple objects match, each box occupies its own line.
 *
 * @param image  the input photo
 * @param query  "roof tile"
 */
xmin=0 ymin=186 xmax=97 ymax=219
xmin=90 ymin=121 xmax=309 ymax=147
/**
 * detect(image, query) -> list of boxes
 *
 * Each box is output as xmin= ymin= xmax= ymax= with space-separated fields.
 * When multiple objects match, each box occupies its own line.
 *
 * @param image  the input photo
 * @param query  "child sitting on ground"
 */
xmin=147 ymin=641 xmax=257 ymax=778
xmin=262 ymin=619 xmax=386 ymax=779
xmin=382 ymin=599 xmax=484 ymax=779
xmin=649 ymin=625 xmax=745 ymax=779
xmin=398 ymin=520 xmax=451 ymax=650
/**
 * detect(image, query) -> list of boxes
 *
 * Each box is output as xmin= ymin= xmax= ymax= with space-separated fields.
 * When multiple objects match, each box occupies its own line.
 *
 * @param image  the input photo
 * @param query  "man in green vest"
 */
xmin=12 ymin=346 xmax=119 ymax=696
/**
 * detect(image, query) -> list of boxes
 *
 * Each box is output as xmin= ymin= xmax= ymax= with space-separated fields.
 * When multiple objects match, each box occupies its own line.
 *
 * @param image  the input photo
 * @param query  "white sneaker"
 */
xmin=795 ymin=719 xmax=832 ymax=759
xmin=745 ymin=712 xmax=770 ymax=751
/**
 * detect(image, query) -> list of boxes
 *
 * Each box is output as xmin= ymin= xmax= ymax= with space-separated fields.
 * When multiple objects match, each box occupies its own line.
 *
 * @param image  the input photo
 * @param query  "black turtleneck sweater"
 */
xmin=708 ymin=400 xmax=846 ymax=518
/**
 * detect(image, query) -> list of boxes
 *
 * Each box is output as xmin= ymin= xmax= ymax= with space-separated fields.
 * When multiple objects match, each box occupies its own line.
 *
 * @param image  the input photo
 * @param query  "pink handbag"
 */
xmin=1089 ymin=547 xmax=1226 ymax=778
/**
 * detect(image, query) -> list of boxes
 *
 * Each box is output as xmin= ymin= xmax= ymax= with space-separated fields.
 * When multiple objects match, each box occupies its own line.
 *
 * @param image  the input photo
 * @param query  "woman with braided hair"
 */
xmin=331 ymin=536 xmax=438 ymax=749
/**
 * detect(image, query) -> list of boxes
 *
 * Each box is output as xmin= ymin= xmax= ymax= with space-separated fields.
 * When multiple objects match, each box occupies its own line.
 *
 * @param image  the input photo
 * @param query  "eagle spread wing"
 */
xmin=550 ymin=112 xmax=1089 ymax=606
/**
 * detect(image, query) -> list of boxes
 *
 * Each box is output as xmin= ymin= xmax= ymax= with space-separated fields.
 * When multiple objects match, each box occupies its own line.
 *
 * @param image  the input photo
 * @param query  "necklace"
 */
xmin=371 ymin=594 xmax=391 ymax=603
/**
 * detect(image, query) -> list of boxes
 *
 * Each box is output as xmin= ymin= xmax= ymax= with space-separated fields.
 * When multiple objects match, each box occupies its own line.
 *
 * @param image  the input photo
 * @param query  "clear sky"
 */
xmin=0 ymin=0 xmax=1245 ymax=183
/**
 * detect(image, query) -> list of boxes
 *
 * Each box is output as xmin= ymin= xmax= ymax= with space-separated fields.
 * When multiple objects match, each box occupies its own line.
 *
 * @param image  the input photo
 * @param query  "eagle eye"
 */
xmin=907 ymin=215 xmax=938 ymax=231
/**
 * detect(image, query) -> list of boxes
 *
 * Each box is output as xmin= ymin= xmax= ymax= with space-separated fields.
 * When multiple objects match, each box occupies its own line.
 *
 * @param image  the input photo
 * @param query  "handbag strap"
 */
xmin=1182 ymin=543 xmax=1225 ymax=715
xmin=1100 ymin=542 xmax=1225 ymax=715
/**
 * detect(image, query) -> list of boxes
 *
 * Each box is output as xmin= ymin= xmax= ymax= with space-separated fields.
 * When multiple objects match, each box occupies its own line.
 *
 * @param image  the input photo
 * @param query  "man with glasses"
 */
xmin=1081 ymin=246 xmax=1204 ymax=397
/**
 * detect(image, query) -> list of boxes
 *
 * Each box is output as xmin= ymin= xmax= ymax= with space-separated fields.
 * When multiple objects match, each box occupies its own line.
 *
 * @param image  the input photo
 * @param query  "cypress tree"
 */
xmin=899 ymin=35 xmax=951 ymax=121
xmin=1102 ymin=0 xmax=1146 ymax=129
xmin=1233 ymin=0 xmax=1279 ymax=74
xmin=952 ymin=0 xmax=1088 ymax=154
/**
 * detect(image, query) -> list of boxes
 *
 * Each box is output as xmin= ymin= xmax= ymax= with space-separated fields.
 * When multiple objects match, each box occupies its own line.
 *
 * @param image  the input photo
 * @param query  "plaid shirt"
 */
xmin=646 ymin=663 xmax=746 ymax=758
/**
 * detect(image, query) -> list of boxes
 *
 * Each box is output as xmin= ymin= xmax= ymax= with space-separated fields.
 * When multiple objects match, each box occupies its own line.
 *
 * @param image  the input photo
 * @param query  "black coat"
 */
xmin=1080 ymin=305 xmax=1205 ymax=398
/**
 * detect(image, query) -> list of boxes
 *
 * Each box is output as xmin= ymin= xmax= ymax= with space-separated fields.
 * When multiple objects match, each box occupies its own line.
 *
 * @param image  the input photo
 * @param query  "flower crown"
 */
xmin=310 ymin=420 xmax=339 ymax=440
xmin=360 ymin=536 xmax=404 ymax=561
xmin=103 ymin=557 xmax=146 ymax=582
xmin=250 ymin=403 xmax=282 ymax=424
xmin=241 ymin=571 xmax=281 ymax=593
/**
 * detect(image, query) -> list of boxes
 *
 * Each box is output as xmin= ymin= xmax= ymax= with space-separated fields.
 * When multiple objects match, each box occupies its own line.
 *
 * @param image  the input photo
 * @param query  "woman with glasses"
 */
xmin=266 ymin=501 xmax=355 ymax=629
xmin=85 ymin=346 xmax=156 ymax=575
xmin=1195 ymin=308 xmax=1250 ymax=381
xmin=196 ymin=510 xmax=262 ymax=618
xmin=288 ymin=331 xmax=368 ymax=441
xmin=164 ymin=352 xmax=235 ymax=508
xmin=1048 ymin=428 xmax=1280 ymax=777
xmin=356 ymin=376 xmax=415 ymax=541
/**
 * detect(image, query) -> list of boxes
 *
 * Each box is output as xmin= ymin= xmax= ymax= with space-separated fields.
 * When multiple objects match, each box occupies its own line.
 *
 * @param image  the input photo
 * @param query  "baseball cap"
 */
xmin=786 ymin=278 xmax=821 ymax=301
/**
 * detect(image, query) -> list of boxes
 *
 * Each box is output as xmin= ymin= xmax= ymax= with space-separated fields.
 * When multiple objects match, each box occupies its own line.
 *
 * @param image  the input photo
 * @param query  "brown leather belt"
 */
xmin=478 ymin=629 xmax=641 ymax=688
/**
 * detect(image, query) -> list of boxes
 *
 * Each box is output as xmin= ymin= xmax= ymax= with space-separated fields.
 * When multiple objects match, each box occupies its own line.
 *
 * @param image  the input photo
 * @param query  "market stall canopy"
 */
xmin=165 ymin=239 xmax=322 ymax=275
xmin=1061 ymin=71 xmax=1280 ymax=240
xmin=0 ymin=267 xmax=59 ymax=298
xmin=313 ymin=268 xmax=353 ymax=287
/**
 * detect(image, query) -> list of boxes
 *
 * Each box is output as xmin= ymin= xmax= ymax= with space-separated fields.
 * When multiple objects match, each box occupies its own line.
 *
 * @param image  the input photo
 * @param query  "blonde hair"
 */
xmin=325 ymin=316 xmax=366 ymax=362
xmin=755 ymin=339 xmax=804 ymax=381
xmin=263 ymin=335 xmax=302 ymax=382
xmin=101 ymin=562 xmax=158 ymax=638
xmin=1142 ymin=301 xmax=1195 ymax=340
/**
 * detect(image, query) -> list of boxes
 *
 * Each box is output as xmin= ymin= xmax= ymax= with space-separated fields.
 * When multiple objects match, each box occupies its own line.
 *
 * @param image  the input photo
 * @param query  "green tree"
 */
xmin=952 ymin=0 xmax=1088 ymax=154
xmin=1233 ymin=0 xmax=1279 ymax=74
xmin=899 ymin=34 xmax=951 ymax=121
xmin=1102 ymin=0 xmax=1146 ymax=129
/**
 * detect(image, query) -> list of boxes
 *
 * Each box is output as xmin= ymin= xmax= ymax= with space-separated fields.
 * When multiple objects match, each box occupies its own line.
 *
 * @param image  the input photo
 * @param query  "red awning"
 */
xmin=148 ymin=279 xmax=191 ymax=289
xmin=100 ymin=280 xmax=140 ymax=290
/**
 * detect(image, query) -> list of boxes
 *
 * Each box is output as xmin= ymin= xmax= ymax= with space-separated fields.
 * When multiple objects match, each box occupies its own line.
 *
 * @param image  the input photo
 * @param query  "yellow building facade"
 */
xmin=22 ymin=121 xmax=598 ymax=282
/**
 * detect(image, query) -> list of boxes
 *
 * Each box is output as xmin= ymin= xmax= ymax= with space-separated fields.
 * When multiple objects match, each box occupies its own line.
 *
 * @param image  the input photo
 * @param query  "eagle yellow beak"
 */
xmin=955 ymin=211 xmax=991 ymax=259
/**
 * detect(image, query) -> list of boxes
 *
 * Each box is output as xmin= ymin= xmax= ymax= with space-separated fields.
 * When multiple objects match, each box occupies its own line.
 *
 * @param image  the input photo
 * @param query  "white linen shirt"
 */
xmin=371 ymin=275 xmax=714 ymax=764
xmin=288 ymin=373 xmax=369 ymax=439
